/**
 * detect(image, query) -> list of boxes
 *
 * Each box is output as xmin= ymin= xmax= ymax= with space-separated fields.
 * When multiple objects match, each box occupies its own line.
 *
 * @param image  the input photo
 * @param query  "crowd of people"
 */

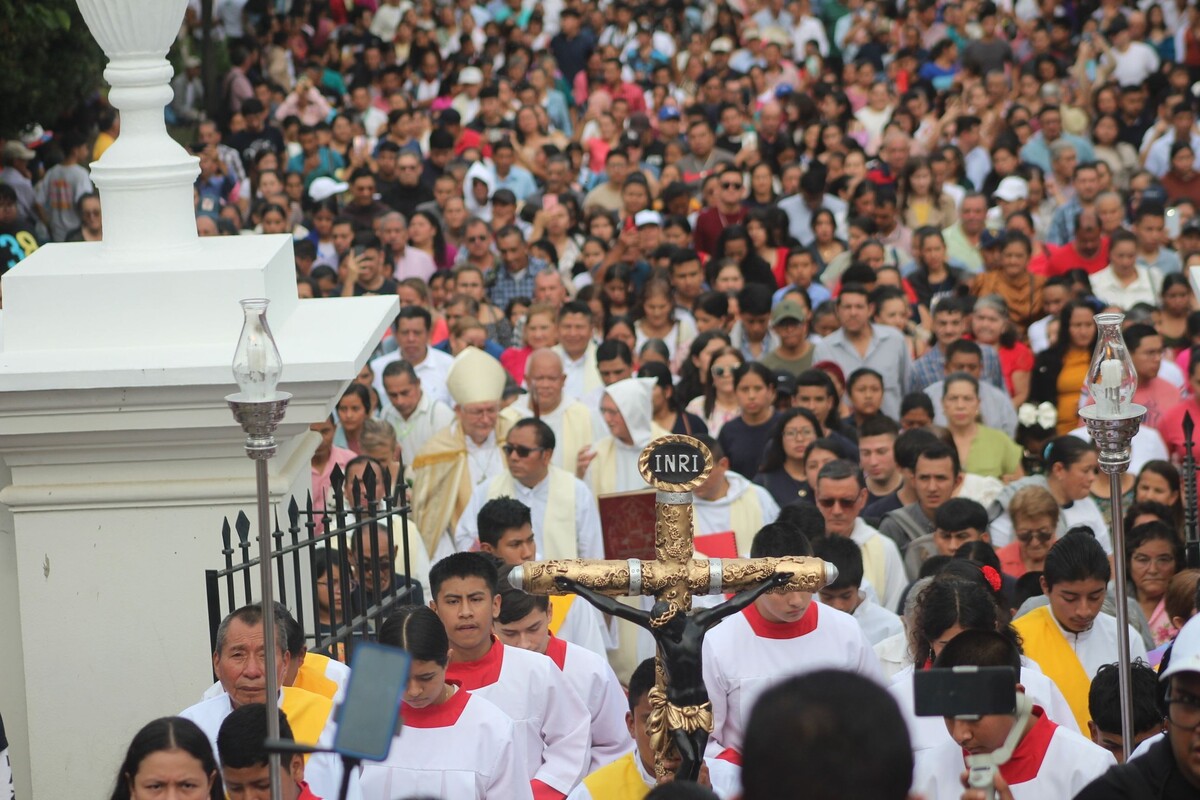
xmin=9 ymin=0 xmax=1200 ymax=797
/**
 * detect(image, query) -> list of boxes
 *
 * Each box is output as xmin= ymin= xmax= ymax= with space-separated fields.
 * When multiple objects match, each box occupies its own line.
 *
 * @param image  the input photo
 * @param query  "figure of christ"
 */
xmin=554 ymin=571 xmax=792 ymax=781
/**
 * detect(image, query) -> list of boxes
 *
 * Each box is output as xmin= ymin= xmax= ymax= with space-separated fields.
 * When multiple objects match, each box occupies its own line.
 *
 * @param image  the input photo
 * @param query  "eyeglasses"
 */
xmin=461 ymin=405 xmax=499 ymax=418
xmin=503 ymin=443 xmax=546 ymax=458
xmin=467 ymin=235 xmax=490 ymax=242
xmin=783 ymin=428 xmax=815 ymax=440
xmin=1167 ymin=693 xmax=1200 ymax=730
xmin=817 ymin=497 xmax=858 ymax=510
xmin=1014 ymin=529 xmax=1054 ymax=544
xmin=1132 ymin=554 xmax=1177 ymax=569
xmin=721 ymin=182 xmax=743 ymax=190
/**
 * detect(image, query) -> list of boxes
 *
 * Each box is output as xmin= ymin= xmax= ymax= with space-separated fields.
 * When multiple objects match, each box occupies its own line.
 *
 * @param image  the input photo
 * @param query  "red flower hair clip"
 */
xmin=981 ymin=565 xmax=1002 ymax=592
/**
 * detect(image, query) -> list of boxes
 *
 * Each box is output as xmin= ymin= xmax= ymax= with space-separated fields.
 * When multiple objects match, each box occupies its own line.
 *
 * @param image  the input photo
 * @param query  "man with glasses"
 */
xmin=411 ymin=346 xmax=514 ymax=562
xmin=454 ymin=417 xmax=603 ymax=562
xmin=815 ymin=459 xmax=907 ymax=612
xmin=692 ymin=162 xmax=745 ymax=256
xmin=490 ymin=224 xmax=548 ymax=308
xmin=1077 ymin=618 xmax=1200 ymax=796
xmin=1013 ymin=530 xmax=1149 ymax=732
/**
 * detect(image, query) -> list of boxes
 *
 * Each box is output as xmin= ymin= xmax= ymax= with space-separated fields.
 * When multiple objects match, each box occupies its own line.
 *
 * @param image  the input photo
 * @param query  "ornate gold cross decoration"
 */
xmin=509 ymin=435 xmax=836 ymax=781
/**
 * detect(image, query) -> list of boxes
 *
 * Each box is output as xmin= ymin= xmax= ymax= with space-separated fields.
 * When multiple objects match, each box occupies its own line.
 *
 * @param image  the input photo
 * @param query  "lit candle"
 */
xmin=1100 ymin=358 xmax=1124 ymax=417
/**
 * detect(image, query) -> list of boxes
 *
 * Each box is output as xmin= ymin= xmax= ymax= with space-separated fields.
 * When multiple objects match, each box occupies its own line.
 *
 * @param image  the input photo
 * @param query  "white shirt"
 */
xmin=379 ymin=389 xmax=456 ymax=463
xmin=179 ymin=693 xmax=357 ymax=800
xmin=693 ymin=472 xmax=781 ymax=555
xmin=791 ymin=14 xmax=830 ymax=57
xmin=551 ymin=637 xmax=634 ymax=772
xmin=448 ymin=643 xmax=591 ymax=794
xmin=1144 ymin=129 xmax=1200 ymax=177
xmin=702 ymin=602 xmax=883 ymax=755
xmin=1036 ymin=604 xmax=1148 ymax=679
xmin=464 ymin=432 xmax=504 ymax=487
xmin=359 ymin=690 xmax=533 ymax=799
xmin=1089 ymin=264 xmax=1164 ymax=311
xmin=1069 ymin=424 xmax=1168 ymax=474
xmin=912 ymin=712 xmax=1115 ymax=800
xmin=371 ymin=346 xmax=455 ymax=407
xmin=850 ymin=594 xmax=905 ymax=646
xmin=1028 ymin=314 xmax=1053 ymax=353
xmin=554 ymin=343 xmax=600 ymax=402
xmin=850 ymin=517 xmax=908 ymax=613
xmin=890 ymin=661 xmax=1080 ymax=756
xmin=1104 ymin=41 xmax=1161 ymax=88
xmin=454 ymin=469 xmax=605 ymax=560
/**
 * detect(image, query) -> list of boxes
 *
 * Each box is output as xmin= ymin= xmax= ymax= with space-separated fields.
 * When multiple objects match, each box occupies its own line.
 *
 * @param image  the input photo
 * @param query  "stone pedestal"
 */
xmin=0 ymin=235 xmax=396 ymax=798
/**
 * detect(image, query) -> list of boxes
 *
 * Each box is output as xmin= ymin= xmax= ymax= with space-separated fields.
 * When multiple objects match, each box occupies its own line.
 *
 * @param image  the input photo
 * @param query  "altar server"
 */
xmin=431 ymin=553 xmax=591 ymax=798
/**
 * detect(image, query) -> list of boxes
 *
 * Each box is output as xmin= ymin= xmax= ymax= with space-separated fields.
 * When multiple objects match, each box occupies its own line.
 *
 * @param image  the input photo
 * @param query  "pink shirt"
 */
xmin=1133 ymin=378 xmax=1183 ymax=430
xmin=311 ymin=446 xmax=355 ymax=527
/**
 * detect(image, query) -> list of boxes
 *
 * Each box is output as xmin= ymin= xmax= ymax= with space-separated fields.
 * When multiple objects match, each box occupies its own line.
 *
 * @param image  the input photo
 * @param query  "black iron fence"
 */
xmin=206 ymin=463 xmax=421 ymax=664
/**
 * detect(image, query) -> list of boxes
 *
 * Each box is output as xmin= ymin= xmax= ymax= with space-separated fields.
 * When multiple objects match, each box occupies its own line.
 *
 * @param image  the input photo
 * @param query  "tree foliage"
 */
xmin=0 ymin=0 xmax=106 ymax=138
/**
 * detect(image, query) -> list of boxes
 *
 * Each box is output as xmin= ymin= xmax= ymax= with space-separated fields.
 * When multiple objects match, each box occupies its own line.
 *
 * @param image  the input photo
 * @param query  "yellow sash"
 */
xmin=293 ymin=653 xmax=339 ymax=701
xmin=858 ymin=533 xmax=887 ymax=604
xmin=729 ymin=488 xmax=765 ymax=556
xmin=1012 ymin=605 xmax=1093 ymax=730
xmin=582 ymin=752 xmax=649 ymax=800
xmin=486 ymin=467 xmax=579 ymax=559
xmin=280 ymin=686 xmax=334 ymax=758
xmin=549 ymin=594 xmax=575 ymax=636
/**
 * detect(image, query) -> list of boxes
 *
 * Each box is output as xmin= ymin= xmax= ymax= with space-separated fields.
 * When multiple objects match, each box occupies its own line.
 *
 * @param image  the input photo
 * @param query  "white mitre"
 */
xmin=447 ymin=346 xmax=507 ymax=407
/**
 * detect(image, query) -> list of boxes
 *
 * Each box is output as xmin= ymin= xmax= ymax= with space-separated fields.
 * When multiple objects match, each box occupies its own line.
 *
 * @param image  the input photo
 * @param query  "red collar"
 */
xmin=960 ymin=707 xmax=1056 ymax=786
xmin=298 ymin=781 xmax=321 ymax=799
xmin=742 ymin=600 xmax=819 ymax=639
xmin=545 ymin=634 xmax=568 ymax=671
xmin=716 ymin=747 xmax=742 ymax=766
xmin=403 ymin=682 xmax=470 ymax=728
xmin=445 ymin=637 xmax=505 ymax=690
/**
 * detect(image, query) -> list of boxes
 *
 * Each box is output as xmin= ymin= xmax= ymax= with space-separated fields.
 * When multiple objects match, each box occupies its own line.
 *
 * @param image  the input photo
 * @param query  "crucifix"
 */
xmin=508 ymin=434 xmax=837 ymax=781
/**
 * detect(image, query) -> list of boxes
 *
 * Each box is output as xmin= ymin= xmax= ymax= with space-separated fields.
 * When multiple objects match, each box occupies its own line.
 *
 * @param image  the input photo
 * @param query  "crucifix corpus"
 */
xmin=509 ymin=434 xmax=838 ymax=781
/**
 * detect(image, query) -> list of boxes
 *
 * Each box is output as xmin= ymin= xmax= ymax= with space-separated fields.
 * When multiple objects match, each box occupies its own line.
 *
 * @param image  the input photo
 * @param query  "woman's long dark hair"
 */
xmin=760 ymin=408 xmax=824 ymax=473
xmin=911 ymin=575 xmax=1021 ymax=666
xmin=1052 ymin=300 xmax=1098 ymax=360
xmin=702 ymin=345 xmax=744 ymax=418
xmin=110 ymin=717 xmax=223 ymax=800
xmin=677 ymin=330 xmax=732 ymax=407
xmin=412 ymin=209 xmax=448 ymax=266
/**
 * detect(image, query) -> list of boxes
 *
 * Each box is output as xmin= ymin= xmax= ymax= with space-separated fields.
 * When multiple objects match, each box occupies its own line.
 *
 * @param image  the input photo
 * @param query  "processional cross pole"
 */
xmin=509 ymin=434 xmax=837 ymax=781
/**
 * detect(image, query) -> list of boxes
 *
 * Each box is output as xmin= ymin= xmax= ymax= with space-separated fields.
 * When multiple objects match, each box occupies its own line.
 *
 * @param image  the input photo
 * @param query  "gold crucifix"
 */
xmin=508 ymin=434 xmax=837 ymax=781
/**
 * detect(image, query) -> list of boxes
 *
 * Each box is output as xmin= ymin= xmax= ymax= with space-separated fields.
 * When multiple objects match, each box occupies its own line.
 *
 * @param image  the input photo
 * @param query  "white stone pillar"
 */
xmin=0 ymin=2 xmax=399 ymax=797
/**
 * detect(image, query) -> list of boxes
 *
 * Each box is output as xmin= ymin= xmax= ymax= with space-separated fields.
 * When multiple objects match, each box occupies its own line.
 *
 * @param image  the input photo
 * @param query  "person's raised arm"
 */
xmin=694 ymin=572 xmax=792 ymax=630
xmin=555 ymin=575 xmax=649 ymax=625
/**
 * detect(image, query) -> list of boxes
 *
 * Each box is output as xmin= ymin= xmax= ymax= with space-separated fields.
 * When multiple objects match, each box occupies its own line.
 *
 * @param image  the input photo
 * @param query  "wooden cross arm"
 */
xmin=508 ymin=556 xmax=836 ymax=598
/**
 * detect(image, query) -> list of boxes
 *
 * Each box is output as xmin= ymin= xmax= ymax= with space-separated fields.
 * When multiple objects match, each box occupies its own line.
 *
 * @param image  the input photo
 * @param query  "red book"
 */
xmin=598 ymin=490 xmax=657 ymax=560
xmin=694 ymin=531 xmax=738 ymax=559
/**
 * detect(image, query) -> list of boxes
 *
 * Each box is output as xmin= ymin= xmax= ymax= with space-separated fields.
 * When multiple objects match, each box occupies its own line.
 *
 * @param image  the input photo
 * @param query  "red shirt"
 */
xmin=1045 ymin=237 xmax=1110 ymax=276
xmin=1157 ymin=396 xmax=1200 ymax=459
xmin=998 ymin=342 xmax=1035 ymax=395
xmin=693 ymin=205 xmax=745 ymax=257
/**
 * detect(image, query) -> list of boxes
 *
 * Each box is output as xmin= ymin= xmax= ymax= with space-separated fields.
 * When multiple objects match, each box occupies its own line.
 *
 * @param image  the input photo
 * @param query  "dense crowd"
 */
xmin=11 ymin=0 xmax=1200 ymax=797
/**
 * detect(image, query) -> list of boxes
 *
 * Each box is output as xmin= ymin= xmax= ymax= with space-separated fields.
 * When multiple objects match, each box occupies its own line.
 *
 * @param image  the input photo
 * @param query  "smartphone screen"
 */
xmin=334 ymin=643 xmax=411 ymax=761
xmin=913 ymin=666 xmax=1016 ymax=718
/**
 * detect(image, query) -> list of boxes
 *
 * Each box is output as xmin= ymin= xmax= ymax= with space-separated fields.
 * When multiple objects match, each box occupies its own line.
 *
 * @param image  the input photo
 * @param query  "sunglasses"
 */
xmin=817 ymin=497 xmax=858 ymax=510
xmin=721 ymin=182 xmax=743 ymax=189
xmin=502 ymin=444 xmax=546 ymax=458
xmin=712 ymin=366 xmax=736 ymax=377
xmin=1014 ymin=529 xmax=1054 ymax=544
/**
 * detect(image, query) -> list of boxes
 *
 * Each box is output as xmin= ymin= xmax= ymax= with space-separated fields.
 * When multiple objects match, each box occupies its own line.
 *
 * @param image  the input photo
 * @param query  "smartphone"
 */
xmin=543 ymin=194 xmax=560 ymax=211
xmin=333 ymin=642 xmax=411 ymax=761
xmin=353 ymin=135 xmax=368 ymax=159
xmin=1167 ymin=206 xmax=1181 ymax=239
xmin=913 ymin=666 xmax=1016 ymax=718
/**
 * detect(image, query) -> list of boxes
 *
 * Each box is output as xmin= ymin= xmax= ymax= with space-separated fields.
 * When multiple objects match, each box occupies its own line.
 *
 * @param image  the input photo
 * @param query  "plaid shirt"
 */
xmin=908 ymin=343 xmax=1005 ymax=394
xmin=489 ymin=256 xmax=549 ymax=309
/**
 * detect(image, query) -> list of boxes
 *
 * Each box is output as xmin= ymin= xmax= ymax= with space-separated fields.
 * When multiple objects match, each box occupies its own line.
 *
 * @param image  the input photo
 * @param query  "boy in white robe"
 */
xmin=811 ymin=534 xmax=904 ymax=645
xmin=495 ymin=574 xmax=634 ymax=772
xmin=912 ymin=630 xmax=1115 ymax=800
xmin=702 ymin=521 xmax=884 ymax=758
xmin=473 ymin=496 xmax=610 ymax=656
xmin=430 ymin=552 xmax=591 ymax=799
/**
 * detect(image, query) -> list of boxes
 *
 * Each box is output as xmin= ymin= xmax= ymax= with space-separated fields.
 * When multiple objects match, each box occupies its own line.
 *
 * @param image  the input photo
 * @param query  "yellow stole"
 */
xmin=582 ymin=752 xmax=649 ymax=800
xmin=549 ymin=595 xmax=576 ymax=636
xmin=858 ymin=533 xmax=888 ymax=604
xmin=293 ymin=654 xmax=339 ymax=701
xmin=587 ymin=425 xmax=671 ymax=497
xmin=555 ymin=402 xmax=593 ymax=476
xmin=1012 ymin=605 xmax=1093 ymax=730
xmin=486 ymin=468 xmax=579 ymax=559
xmin=412 ymin=420 xmax=512 ymax=557
xmin=728 ymin=489 xmax=764 ymax=556
xmin=280 ymin=686 xmax=334 ymax=755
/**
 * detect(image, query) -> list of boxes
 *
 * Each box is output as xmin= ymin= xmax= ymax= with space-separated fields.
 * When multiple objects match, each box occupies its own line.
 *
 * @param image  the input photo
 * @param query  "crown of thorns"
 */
xmin=650 ymin=602 xmax=681 ymax=628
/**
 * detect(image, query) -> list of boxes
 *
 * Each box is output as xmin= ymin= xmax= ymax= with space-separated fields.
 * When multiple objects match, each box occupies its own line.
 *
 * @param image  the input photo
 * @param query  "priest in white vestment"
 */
xmin=378 ymin=359 xmax=455 ymax=462
xmin=503 ymin=349 xmax=595 ymax=476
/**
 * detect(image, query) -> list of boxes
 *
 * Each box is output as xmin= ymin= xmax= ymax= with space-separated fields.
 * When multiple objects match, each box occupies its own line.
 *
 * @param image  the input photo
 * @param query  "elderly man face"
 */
xmin=525 ymin=349 xmax=566 ymax=411
xmin=213 ymin=616 xmax=290 ymax=708
xmin=534 ymin=270 xmax=568 ymax=307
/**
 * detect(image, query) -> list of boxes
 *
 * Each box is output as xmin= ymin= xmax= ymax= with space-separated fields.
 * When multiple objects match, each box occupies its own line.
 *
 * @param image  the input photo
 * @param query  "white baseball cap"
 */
xmin=1163 ymin=615 xmax=1200 ymax=680
xmin=993 ymin=176 xmax=1029 ymax=203
xmin=635 ymin=210 xmax=663 ymax=228
xmin=308 ymin=176 xmax=349 ymax=202
xmin=459 ymin=67 xmax=484 ymax=85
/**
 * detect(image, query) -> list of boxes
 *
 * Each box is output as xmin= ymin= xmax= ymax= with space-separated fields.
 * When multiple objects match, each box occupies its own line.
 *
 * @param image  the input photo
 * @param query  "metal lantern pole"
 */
xmin=1079 ymin=312 xmax=1144 ymax=762
xmin=227 ymin=299 xmax=291 ymax=800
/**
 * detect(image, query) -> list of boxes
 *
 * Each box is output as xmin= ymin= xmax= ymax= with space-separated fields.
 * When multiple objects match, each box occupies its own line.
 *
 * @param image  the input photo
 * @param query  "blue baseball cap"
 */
xmin=658 ymin=106 xmax=681 ymax=121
